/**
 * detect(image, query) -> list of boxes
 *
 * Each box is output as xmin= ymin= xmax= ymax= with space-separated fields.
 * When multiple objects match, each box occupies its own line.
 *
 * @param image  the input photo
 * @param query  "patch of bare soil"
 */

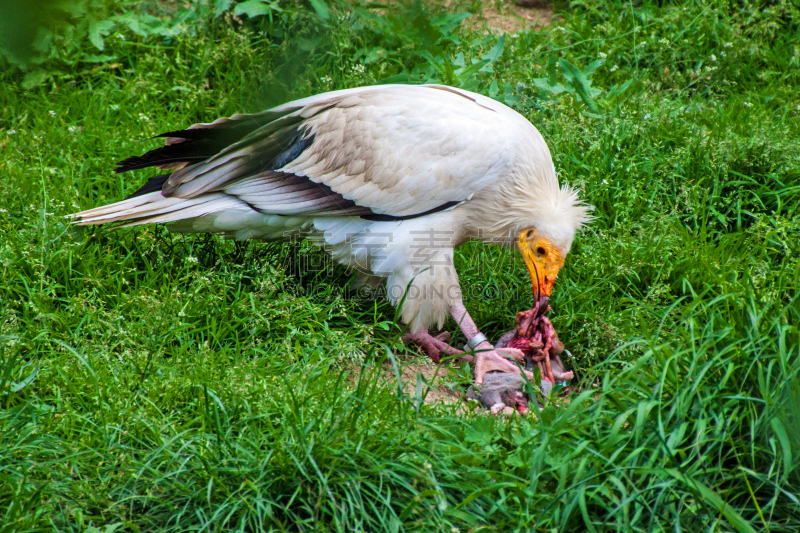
xmin=378 ymin=0 xmax=556 ymax=34
xmin=467 ymin=0 xmax=555 ymax=34
xmin=345 ymin=357 xmax=467 ymax=407
xmin=396 ymin=362 xmax=463 ymax=406
xmin=387 ymin=361 xmax=536 ymax=417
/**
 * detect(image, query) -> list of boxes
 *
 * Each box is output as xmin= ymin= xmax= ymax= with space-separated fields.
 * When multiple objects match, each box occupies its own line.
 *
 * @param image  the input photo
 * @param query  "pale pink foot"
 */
xmin=447 ymin=300 xmax=533 ymax=386
xmin=403 ymin=330 xmax=464 ymax=364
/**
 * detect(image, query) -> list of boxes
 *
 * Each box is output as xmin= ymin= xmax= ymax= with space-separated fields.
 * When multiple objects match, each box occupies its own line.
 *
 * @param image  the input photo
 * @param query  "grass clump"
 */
xmin=1 ymin=0 xmax=799 ymax=531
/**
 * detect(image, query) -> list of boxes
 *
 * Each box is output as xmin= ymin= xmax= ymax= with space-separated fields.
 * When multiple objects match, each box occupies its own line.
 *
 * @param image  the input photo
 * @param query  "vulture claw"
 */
xmin=434 ymin=331 xmax=452 ymax=343
xmin=403 ymin=330 xmax=464 ymax=364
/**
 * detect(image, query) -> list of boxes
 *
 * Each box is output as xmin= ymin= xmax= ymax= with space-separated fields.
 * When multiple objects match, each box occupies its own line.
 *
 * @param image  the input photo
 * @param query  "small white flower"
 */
xmin=610 ymin=65 xmax=619 ymax=72
xmin=320 ymin=75 xmax=332 ymax=85
xmin=138 ymin=113 xmax=150 ymax=122
xmin=710 ymin=54 xmax=716 ymax=62
xmin=511 ymin=33 xmax=519 ymax=39
xmin=49 ymin=110 xmax=56 ymax=118
xmin=602 ymin=179 xmax=609 ymax=185
xmin=351 ymin=64 xmax=366 ymax=75
xmin=6 ymin=129 xmax=16 ymax=135
xmin=724 ymin=42 xmax=733 ymax=48
xmin=743 ymin=102 xmax=753 ymax=108
xmin=68 ymin=126 xmax=78 ymax=133
xmin=186 ymin=256 xmax=198 ymax=263
xmin=643 ymin=113 xmax=651 ymax=120
xmin=116 ymin=34 xmax=125 ymax=40
xmin=659 ymin=38 xmax=670 ymax=45
xmin=598 ymin=52 xmax=607 ymax=58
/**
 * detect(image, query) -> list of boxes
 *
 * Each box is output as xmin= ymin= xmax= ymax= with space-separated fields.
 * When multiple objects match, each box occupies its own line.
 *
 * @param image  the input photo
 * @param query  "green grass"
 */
xmin=1 ymin=0 xmax=799 ymax=530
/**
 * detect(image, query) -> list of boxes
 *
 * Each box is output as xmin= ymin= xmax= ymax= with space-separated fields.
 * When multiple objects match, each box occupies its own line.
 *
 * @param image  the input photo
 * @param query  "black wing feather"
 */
xmin=125 ymin=174 xmax=171 ymax=199
xmin=114 ymin=109 xmax=298 ymax=174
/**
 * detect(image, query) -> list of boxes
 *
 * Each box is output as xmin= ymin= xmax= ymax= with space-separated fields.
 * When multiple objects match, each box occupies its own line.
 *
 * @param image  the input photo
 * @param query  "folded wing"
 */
xmin=73 ymin=84 xmax=520 ymax=227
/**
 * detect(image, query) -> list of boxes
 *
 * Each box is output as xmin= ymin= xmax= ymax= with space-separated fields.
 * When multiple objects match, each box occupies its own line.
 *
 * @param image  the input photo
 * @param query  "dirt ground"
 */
xmin=474 ymin=0 xmax=555 ymax=33
xmin=382 ymin=360 xmax=533 ymax=415
xmin=375 ymin=0 xmax=556 ymax=34
xmin=396 ymin=361 xmax=464 ymax=405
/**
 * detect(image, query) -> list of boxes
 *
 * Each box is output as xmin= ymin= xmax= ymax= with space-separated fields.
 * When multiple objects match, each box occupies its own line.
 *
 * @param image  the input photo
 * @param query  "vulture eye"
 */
xmin=536 ymin=246 xmax=546 ymax=256
xmin=525 ymin=229 xmax=534 ymax=239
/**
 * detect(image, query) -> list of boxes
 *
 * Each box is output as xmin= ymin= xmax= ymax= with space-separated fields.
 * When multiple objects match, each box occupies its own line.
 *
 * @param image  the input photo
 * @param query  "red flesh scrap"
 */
xmin=499 ymin=297 xmax=573 ymax=384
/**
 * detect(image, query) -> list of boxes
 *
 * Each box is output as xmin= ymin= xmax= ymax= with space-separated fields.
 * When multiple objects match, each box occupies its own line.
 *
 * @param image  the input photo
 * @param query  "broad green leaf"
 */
xmin=309 ymin=0 xmax=330 ymax=20
xmin=559 ymin=58 xmax=600 ymax=113
xmin=532 ymin=77 xmax=570 ymax=95
xmin=488 ymin=78 xmax=499 ymax=97
xmin=21 ymin=69 xmax=51 ymax=89
xmin=113 ymin=13 xmax=142 ymax=36
xmin=363 ymin=47 xmax=386 ymax=64
xmin=379 ymin=73 xmax=411 ymax=84
xmin=454 ymin=59 xmax=488 ymax=82
xmin=234 ymin=0 xmax=272 ymax=18
xmin=463 ymin=417 xmax=494 ymax=446
xmin=88 ymin=19 xmax=114 ymax=51
xmin=583 ymin=58 xmax=606 ymax=77
xmin=214 ymin=0 xmax=233 ymax=17
xmin=482 ymin=33 xmax=506 ymax=63
xmin=431 ymin=12 xmax=471 ymax=30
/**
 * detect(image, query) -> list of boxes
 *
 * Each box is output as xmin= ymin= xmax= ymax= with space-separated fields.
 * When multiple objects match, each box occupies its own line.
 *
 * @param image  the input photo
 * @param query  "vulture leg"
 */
xmin=449 ymin=302 xmax=532 ymax=386
xmin=403 ymin=331 xmax=465 ymax=364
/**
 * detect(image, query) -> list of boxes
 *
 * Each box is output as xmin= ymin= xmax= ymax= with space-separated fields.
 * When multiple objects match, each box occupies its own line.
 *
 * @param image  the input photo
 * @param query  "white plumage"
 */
xmin=73 ymin=84 xmax=590 ymax=380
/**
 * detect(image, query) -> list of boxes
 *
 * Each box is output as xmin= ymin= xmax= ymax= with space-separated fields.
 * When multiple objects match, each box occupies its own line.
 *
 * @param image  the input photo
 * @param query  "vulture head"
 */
xmin=518 ymin=227 xmax=564 ymax=307
xmin=492 ymin=168 xmax=591 ymax=309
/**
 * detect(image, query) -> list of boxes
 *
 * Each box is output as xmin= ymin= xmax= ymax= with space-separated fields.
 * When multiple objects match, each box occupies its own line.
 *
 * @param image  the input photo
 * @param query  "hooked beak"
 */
xmin=523 ymin=253 xmax=557 ymax=300
xmin=517 ymin=234 xmax=563 ymax=305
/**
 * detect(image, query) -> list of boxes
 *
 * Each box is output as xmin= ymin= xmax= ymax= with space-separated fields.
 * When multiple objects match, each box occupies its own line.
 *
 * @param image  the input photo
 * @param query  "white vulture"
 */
xmin=71 ymin=84 xmax=591 ymax=385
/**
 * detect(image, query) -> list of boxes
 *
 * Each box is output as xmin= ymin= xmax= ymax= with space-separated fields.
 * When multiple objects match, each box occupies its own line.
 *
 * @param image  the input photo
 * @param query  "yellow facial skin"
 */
xmin=517 ymin=228 xmax=565 ymax=299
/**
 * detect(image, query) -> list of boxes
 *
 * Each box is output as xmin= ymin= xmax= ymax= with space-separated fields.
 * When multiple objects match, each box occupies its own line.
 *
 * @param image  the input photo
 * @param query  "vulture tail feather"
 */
xmin=71 ymin=191 xmax=244 ymax=226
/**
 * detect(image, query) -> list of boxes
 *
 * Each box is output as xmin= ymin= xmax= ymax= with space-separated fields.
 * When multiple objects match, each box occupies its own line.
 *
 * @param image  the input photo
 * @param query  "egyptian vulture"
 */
xmin=72 ymin=84 xmax=591 ymax=385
